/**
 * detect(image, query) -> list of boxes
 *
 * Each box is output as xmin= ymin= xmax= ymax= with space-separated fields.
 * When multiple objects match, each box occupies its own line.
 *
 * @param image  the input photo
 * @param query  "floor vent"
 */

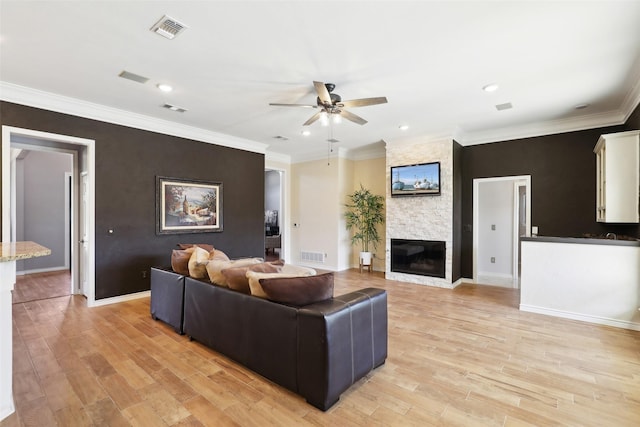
xmin=300 ymin=251 xmax=324 ymax=263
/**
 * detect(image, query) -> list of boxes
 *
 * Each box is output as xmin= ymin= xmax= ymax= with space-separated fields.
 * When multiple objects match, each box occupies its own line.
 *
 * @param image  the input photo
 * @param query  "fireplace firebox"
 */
xmin=391 ymin=239 xmax=445 ymax=278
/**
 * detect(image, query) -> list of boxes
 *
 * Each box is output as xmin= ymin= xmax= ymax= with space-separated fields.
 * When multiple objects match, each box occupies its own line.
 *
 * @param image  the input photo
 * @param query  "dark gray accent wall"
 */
xmin=1 ymin=101 xmax=265 ymax=299
xmin=625 ymin=101 xmax=640 ymax=130
xmin=452 ymin=140 xmax=463 ymax=282
xmin=459 ymin=122 xmax=640 ymax=278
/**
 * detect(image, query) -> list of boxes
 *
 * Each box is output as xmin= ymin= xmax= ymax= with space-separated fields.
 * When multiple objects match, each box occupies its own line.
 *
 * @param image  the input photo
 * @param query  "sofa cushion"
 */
xmin=171 ymin=247 xmax=195 ymax=276
xmin=247 ymin=265 xmax=316 ymax=298
xmin=258 ymin=272 xmax=334 ymax=306
xmin=209 ymin=249 xmax=230 ymax=262
xmin=177 ymin=243 xmax=215 ymax=252
xmin=223 ymin=260 xmax=284 ymax=294
xmin=206 ymin=257 xmax=263 ymax=286
xmin=188 ymin=246 xmax=211 ymax=279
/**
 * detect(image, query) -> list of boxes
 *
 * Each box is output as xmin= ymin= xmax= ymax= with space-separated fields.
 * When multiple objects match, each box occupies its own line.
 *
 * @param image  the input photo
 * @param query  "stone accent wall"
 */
xmin=385 ymin=138 xmax=454 ymax=288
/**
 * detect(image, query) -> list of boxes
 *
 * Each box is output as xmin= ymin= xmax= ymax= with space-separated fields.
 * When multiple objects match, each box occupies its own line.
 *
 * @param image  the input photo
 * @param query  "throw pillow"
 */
xmin=206 ymin=257 xmax=262 ymax=286
xmin=222 ymin=261 xmax=284 ymax=294
xmin=171 ymin=247 xmax=195 ymax=276
xmin=258 ymin=272 xmax=334 ymax=306
xmin=187 ymin=246 xmax=211 ymax=279
xmin=209 ymin=249 xmax=230 ymax=262
xmin=247 ymin=265 xmax=315 ymax=298
xmin=177 ymin=243 xmax=215 ymax=252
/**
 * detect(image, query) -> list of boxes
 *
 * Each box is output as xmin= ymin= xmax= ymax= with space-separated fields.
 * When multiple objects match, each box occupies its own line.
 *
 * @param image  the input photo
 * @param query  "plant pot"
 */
xmin=360 ymin=251 xmax=372 ymax=266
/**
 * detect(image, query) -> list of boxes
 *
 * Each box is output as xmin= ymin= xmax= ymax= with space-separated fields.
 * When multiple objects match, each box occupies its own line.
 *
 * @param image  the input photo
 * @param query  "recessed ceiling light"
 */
xmin=483 ymin=83 xmax=499 ymax=92
xmin=399 ymin=125 xmax=409 ymax=131
xmin=301 ymin=130 xmax=311 ymax=136
xmin=157 ymin=83 xmax=173 ymax=92
xmin=575 ymin=103 xmax=589 ymax=110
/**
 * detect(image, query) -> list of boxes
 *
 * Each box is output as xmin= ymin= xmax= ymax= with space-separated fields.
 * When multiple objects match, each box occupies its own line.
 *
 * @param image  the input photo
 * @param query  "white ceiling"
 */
xmin=1 ymin=1 xmax=639 ymax=162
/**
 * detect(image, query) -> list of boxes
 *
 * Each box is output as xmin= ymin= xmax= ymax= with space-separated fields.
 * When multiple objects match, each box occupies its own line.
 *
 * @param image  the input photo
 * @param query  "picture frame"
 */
xmin=390 ymin=162 xmax=441 ymax=197
xmin=156 ymin=176 xmax=223 ymax=234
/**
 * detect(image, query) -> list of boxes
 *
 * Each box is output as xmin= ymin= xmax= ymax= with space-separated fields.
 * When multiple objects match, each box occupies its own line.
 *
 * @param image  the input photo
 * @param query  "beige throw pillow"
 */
xmin=187 ymin=246 xmax=210 ymax=279
xmin=206 ymin=257 xmax=262 ymax=286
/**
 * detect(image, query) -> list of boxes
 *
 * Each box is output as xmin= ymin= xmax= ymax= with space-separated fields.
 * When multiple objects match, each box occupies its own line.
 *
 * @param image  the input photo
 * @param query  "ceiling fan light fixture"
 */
xmin=320 ymin=111 xmax=329 ymax=126
xmin=332 ymin=113 xmax=342 ymax=124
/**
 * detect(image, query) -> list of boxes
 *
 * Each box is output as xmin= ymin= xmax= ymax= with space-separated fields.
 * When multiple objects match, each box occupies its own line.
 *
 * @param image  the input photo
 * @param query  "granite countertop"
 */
xmin=521 ymin=236 xmax=640 ymax=247
xmin=0 ymin=241 xmax=51 ymax=262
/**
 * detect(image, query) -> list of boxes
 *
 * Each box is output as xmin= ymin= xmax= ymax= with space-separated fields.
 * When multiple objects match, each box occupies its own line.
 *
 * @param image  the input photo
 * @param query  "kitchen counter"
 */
xmin=1 ymin=241 xmax=50 ymax=421
xmin=521 ymin=235 xmax=640 ymax=246
xmin=520 ymin=237 xmax=640 ymax=331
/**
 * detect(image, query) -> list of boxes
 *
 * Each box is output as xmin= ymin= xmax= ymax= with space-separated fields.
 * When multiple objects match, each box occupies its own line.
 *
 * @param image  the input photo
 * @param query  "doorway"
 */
xmin=265 ymin=168 xmax=284 ymax=261
xmin=472 ymin=175 xmax=531 ymax=288
xmin=2 ymin=126 xmax=96 ymax=304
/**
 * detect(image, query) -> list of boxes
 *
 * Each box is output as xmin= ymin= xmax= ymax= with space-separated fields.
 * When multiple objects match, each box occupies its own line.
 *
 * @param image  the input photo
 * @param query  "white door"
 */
xmin=80 ymin=172 xmax=89 ymax=297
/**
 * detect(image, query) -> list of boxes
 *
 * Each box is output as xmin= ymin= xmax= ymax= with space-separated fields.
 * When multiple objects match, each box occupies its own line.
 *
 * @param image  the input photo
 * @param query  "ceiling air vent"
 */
xmin=150 ymin=15 xmax=187 ymax=39
xmin=118 ymin=70 xmax=149 ymax=84
xmin=162 ymin=103 xmax=187 ymax=113
xmin=495 ymin=102 xmax=513 ymax=111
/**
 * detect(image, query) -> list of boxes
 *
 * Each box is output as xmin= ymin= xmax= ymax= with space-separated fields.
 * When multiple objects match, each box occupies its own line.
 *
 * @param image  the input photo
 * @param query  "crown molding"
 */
xmin=265 ymin=150 xmax=291 ymax=164
xmin=621 ymin=71 xmax=640 ymax=123
xmin=346 ymin=142 xmax=386 ymax=161
xmin=0 ymin=82 xmax=268 ymax=154
xmin=455 ymin=109 xmax=627 ymax=146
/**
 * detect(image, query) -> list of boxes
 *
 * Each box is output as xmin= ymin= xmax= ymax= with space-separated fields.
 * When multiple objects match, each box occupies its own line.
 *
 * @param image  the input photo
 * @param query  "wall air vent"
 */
xmin=150 ymin=15 xmax=187 ymax=39
xmin=162 ymin=103 xmax=187 ymax=113
xmin=118 ymin=70 xmax=149 ymax=84
xmin=300 ymin=251 xmax=325 ymax=263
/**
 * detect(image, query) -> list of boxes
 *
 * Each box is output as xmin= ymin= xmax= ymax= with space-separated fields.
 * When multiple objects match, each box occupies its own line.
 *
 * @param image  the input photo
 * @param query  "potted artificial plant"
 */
xmin=345 ymin=184 xmax=385 ymax=268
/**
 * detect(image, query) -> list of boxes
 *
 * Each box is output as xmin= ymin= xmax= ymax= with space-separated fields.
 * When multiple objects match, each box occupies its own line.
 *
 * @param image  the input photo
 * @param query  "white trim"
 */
xmin=0 ymin=82 xmax=268 ymax=155
xmin=64 ymin=172 xmax=72 ymax=270
xmin=91 ymin=290 xmax=150 ymax=307
xmin=473 ymin=175 xmax=531 ymax=285
xmin=477 ymin=272 xmax=515 ymax=288
xmin=16 ymin=266 xmax=68 ymax=276
xmin=265 ymin=151 xmax=290 ymax=164
xmin=455 ymin=110 xmax=627 ymax=146
xmin=519 ymin=304 xmax=640 ymax=332
xmin=2 ymin=126 xmax=96 ymax=307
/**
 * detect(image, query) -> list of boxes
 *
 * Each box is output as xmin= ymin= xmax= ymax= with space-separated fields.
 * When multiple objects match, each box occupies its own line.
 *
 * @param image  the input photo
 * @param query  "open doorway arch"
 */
xmin=2 ymin=126 xmax=96 ymax=305
xmin=472 ymin=175 xmax=531 ymax=288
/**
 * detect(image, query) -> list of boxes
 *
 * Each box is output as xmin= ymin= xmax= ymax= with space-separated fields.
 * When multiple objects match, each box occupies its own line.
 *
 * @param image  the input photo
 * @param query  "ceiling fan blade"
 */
xmin=339 ymin=97 xmax=388 ymax=108
xmin=313 ymin=81 xmax=332 ymax=106
xmin=269 ymin=103 xmax=317 ymax=108
xmin=303 ymin=111 xmax=323 ymax=126
xmin=339 ymin=109 xmax=368 ymax=125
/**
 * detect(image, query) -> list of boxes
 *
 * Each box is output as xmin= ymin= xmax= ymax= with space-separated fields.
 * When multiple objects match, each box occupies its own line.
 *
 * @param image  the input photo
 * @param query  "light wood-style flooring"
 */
xmin=2 ymin=270 xmax=639 ymax=426
xmin=12 ymin=271 xmax=71 ymax=304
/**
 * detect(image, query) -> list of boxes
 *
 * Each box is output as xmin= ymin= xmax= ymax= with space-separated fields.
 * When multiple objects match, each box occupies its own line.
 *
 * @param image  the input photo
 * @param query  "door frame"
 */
xmin=472 ymin=175 xmax=531 ymax=287
xmin=2 ymin=126 xmax=96 ymax=305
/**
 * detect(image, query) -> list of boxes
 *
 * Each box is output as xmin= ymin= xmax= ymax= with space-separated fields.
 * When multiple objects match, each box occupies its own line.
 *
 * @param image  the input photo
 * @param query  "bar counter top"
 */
xmin=521 ymin=235 xmax=640 ymax=247
xmin=0 ymin=241 xmax=51 ymax=262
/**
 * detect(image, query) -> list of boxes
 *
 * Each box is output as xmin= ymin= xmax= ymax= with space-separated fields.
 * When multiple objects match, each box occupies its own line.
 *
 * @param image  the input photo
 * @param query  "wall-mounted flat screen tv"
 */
xmin=390 ymin=162 xmax=441 ymax=197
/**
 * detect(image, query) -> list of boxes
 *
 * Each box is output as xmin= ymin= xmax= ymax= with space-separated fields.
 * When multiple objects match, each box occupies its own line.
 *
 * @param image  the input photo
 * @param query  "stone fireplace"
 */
xmin=385 ymin=137 xmax=454 ymax=288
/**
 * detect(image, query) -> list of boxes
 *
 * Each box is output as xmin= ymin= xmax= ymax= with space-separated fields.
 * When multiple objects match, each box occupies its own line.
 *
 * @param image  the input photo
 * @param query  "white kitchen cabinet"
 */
xmin=594 ymin=130 xmax=640 ymax=223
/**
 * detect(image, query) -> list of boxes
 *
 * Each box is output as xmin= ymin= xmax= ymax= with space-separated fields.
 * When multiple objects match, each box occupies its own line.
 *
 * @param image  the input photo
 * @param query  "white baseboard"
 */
xmin=89 ymin=290 xmax=150 ymax=308
xmin=16 ymin=266 xmax=68 ymax=276
xmin=519 ymin=304 xmax=640 ymax=331
xmin=477 ymin=272 xmax=515 ymax=288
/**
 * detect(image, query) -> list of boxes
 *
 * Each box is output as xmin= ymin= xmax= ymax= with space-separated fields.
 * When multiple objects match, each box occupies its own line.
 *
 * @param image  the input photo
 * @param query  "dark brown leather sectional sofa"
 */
xmin=150 ymin=267 xmax=388 ymax=411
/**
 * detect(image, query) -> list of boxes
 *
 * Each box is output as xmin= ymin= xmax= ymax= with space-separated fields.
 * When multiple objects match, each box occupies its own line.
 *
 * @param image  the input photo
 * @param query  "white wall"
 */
xmin=477 ymin=180 xmax=513 ymax=281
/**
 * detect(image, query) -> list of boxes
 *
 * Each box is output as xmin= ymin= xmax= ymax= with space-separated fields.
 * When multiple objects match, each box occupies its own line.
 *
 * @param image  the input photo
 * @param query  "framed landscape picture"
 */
xmin=156 ymin=176 xmax=223 ymax=234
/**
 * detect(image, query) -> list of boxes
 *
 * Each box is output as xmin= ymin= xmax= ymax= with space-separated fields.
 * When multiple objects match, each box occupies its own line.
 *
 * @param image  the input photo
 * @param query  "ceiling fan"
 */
xmin=270 ymin=81 xmax=388 ymax=126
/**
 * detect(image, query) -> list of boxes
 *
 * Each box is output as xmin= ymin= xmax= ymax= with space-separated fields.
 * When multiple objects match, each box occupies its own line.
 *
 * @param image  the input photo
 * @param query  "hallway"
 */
xmin=12 ymin=271 xmax=71 ymax=304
